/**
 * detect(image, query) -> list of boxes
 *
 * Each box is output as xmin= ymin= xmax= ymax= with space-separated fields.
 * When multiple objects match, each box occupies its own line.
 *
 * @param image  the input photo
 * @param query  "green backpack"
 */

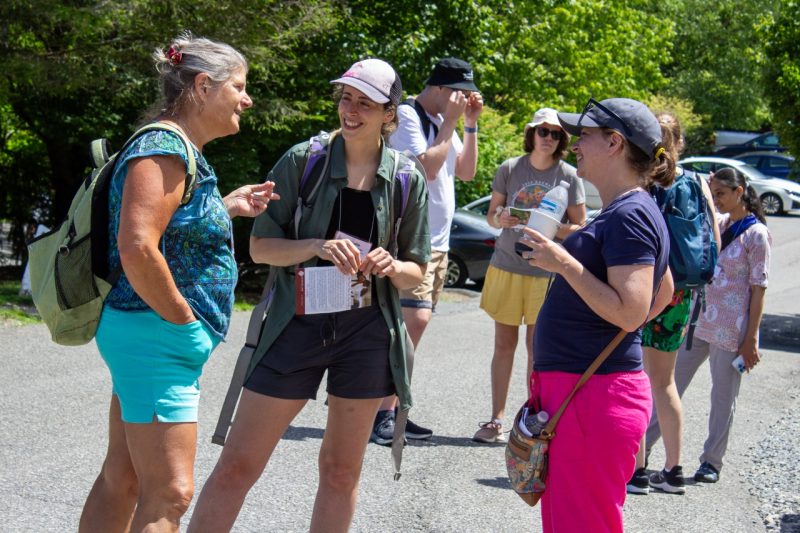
xmin=28 ymin=123 xmax=197 ymax=345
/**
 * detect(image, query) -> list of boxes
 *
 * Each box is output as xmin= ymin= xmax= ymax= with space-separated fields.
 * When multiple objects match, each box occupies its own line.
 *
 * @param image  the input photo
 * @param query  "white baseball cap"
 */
xmin=330 ymin=59 xmax=403 ymax=105
xmin=524 ymin=107 xmax=563 ymax=133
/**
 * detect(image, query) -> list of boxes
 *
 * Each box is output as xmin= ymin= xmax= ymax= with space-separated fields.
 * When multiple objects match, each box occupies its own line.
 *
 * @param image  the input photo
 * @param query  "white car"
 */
xmin=678 ymin=156 xmax=800 ymax=215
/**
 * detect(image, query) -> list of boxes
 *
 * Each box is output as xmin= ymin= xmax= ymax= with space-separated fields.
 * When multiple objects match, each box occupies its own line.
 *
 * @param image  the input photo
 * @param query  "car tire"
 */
xmin=760 ymin=193 xmax=783 ymax=216
xmin=445 ymin=255 xmax=468 ymax=288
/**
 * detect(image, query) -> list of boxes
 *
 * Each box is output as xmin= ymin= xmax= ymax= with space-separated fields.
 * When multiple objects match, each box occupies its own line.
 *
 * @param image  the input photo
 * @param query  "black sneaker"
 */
xmin=626 ymin=467 xmax=650 ymax=495
xmin=650 ymin=465 xmax=686 ymax=494
xmin=694 ymin=462 xmax=720 ymax=483
xmin=369 ymin=410 xmax=395 ymax=446
xmin=404 ymin=417 xmax=433 ymax=440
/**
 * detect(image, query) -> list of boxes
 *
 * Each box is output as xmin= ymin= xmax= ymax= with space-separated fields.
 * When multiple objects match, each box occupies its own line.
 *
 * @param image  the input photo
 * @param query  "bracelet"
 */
xmin=464 ymin=125 xmax=478 ymax=134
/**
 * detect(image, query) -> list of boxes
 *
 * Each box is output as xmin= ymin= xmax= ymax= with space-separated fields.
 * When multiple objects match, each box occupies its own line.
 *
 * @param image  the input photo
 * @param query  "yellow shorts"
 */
xmin=400 ymin=250 xmax=448 ymax=310
xmin=480 ymin=265 xmax=550 ymax=326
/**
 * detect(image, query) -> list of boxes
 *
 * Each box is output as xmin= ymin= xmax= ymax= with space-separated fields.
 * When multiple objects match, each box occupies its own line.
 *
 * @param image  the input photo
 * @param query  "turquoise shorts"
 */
xmin=96 ymin=307 xmax=220 ymax=423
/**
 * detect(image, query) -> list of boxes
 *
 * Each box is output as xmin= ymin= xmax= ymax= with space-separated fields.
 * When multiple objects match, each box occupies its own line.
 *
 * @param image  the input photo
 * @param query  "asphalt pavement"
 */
xmin=1 ymin=214 xmax=799 ymax=532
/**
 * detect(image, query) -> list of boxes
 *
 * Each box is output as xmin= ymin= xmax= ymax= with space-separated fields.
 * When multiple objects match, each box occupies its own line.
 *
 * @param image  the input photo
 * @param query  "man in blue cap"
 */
xmin=370 ymin=58 xmax=483 ymax=445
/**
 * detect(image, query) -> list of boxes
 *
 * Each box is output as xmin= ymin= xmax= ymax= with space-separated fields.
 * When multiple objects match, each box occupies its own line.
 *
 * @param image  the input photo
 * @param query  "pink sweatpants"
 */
xmin=531 ymin=370 xmax=651 ymax=533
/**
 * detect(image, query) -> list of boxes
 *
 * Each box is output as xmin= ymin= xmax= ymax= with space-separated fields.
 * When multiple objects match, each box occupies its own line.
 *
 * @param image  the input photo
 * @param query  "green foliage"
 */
xmin=644 ymin=94 xmax=711 ymax=155
xmin=760 ymin=0 xmax=800 ymax=157
xmin=656 ymin=0 xmax=777 ymax=131
xmin=455 ymin=106 xmax=520 ymax=206
xmin=0 ymin=280 xmax=40 ymax=324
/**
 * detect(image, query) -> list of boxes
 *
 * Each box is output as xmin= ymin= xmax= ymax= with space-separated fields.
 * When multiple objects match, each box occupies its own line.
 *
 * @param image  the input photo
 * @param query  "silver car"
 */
xmin=678 ymin=156 xmax=800 ymax=215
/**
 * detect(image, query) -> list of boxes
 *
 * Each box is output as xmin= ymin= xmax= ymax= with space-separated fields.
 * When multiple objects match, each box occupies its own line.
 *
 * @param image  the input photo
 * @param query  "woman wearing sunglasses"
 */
xmin=473 ymin=108 xmax=586 ymax=443
xmin=518 ymin=98 xmax=674 ymax=532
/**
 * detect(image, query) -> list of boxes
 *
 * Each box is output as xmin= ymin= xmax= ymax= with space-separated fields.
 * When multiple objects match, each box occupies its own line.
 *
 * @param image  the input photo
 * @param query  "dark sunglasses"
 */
xmin=536 ymin=127 xmax=564 ymax=141
xmin=578 ymin=97 xmax=632 ymax=137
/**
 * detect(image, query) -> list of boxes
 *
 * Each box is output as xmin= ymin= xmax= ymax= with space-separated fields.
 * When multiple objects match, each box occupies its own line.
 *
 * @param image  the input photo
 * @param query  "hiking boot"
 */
xmin=404 ymin=417 xmax=433 ymax=440
xmin=626 ymin=468 xmax=650 ymax=495
xmin=369 ymin=409 xmax=395 ymax=446
xmin=472 ymin=421 xmax=505 ymax=443
xmin=694 ymin=462 xmax=720 ymax=483
xmin=650 ymin=465 xmax=686 ymax=494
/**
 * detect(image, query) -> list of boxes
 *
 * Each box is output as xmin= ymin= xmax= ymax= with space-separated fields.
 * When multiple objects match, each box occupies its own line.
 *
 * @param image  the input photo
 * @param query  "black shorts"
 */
xmin=245 ymin=305 xmax=395 ymax=400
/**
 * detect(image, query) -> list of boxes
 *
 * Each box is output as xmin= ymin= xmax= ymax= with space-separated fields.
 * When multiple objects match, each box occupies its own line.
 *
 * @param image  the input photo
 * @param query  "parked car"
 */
xmin=446 ymin=208 xmax=500 ymax=288
xmin=679 ymin=156 xmax=800 ymax=215
xmin=733 ymin=152 xmax=796 ymax=180
xmin=713 ymin=132 xmax=787 ymax=157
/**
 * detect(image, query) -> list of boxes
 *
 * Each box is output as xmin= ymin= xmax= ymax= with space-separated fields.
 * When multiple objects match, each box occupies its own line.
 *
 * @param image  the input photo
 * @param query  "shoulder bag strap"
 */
xmin=540 ymin=329 xmax=628 ymax=438
xmin=212 ymin=267 xmax=278 ymax=446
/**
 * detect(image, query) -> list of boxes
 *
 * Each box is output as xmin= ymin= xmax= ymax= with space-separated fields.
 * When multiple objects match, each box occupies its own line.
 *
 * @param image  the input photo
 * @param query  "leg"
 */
xmin=540 ymin=372 xmax=651 ymax=533
xmin=188 ymin=391 xmax=306 ymax=532
xmin=525 ymin=325 xmax=535 ymax=386
xmin=489 ymin=322 xmax=519 ymax=421
xmin=700 ymin=345 xmax=742 ymax=471
xmin=124 ymin=420 xmax=197 ymax=532
xmin=309 ymin=395 xmax=383 ymax=533
xmin=643 ymin=347 xmax=683 ymax=469
xmin=645 ymin=338 xmax=709 ymax=449
xmin=79 ymin=396 xmax=138 ymax=533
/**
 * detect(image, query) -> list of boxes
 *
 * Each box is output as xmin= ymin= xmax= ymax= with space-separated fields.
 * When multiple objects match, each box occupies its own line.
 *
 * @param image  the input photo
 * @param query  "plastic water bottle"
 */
xmin=523 ymin=410 xmax=550 ymax=437
xmin=536 ymin=180 xmax=570 ymax=221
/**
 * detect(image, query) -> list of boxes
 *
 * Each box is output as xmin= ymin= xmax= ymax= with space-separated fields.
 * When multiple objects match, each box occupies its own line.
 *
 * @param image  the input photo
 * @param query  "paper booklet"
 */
xmin=295 ymin=230 xmax=373 ymax=315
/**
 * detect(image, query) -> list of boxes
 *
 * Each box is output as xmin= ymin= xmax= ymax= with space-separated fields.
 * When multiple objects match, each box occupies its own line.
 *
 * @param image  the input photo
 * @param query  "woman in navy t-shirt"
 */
xmin=518 ymin=98 xmax=674 ymax=533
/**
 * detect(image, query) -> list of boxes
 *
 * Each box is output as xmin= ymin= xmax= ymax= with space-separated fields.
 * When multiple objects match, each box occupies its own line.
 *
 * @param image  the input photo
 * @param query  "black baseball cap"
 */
xmin=425 ymin=57 xmax=479 ymax=92
xmin=558 ymin=98 xmax=663 ymax=159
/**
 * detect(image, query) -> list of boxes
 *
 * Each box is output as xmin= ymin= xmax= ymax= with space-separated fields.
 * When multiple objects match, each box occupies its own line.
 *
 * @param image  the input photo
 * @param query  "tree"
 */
xmin=761 ymin=0 xmax=800 ymax=158
xmin=0 ymin=0 xmax=338 ymax=225
xmin=655 ymin=0 xmax=778 ymax=137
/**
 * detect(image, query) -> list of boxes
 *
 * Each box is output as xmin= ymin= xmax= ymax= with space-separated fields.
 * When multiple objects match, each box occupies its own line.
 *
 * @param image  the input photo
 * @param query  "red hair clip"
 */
xmin=166 ymin=46 xmax=182 ymax=66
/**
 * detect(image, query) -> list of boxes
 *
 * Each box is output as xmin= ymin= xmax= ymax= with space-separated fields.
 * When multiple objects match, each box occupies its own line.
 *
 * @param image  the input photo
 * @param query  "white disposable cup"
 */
xmin=731 ymin=355 xmax=746 ymax=374
xmin=526 ymin=209 xmax=561 ymax=240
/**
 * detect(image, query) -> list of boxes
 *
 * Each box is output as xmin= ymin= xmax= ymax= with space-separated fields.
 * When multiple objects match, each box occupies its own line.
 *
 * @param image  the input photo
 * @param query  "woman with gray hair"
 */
xmin=79 ymin=32 xmax=277 ymax=532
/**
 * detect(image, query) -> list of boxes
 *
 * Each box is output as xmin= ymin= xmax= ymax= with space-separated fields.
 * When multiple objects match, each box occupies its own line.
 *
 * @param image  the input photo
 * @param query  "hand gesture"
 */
xmin=518 ymin=227 xmax=570 ymax=273
xmin=359 ymin=247 xmax=398 ymax=278
xmin=317 ymin=238 xmax=361 ymax=276
xmin=224 ymin=181 xmax=280 ymax=218
xmin=464 ymin=92 xmax=484 ymax=124
xmin=495 ymin=206 xmax=520 ymax=229
xmin=443 ymin=90 xmax=468 ymax=126
xmin=738 ymin=337 xmax=761 ymax=372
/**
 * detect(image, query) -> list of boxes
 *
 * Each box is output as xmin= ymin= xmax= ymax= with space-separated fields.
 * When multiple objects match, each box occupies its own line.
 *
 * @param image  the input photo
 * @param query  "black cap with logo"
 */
xmin=425 ymin=57 xmax=479 ymax=92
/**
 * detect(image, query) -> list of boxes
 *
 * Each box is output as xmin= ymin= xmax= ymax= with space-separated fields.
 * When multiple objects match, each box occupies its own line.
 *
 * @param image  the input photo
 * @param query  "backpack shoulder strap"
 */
xmin=109 ymin=123 xmax=199 ymax=205
xmin=293 ymin=131 xmax=334 ymax=239
xmin=401 ymin=97 xmax=437 ymax=140
xmin=388 ymin=149 xmax=417 ymax=256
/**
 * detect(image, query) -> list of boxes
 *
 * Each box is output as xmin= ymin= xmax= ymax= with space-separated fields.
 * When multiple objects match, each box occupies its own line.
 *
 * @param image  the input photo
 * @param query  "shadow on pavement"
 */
xmin=412 ymin=435 xmax=503 ymax=448
xmin=283 ymin=425 xmax=325 ymax=441
xmin=760 ymin=313 xmax=800 ymax=353
xmin=781 ymin=513 xmax=800 ymax=532
xmin=476 ymin=476 xmax=511 ymax=490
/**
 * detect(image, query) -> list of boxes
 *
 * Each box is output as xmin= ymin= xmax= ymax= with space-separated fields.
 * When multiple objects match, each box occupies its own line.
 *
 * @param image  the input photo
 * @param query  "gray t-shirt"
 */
xmin=491 ymin=156 xmax=585 ymax=276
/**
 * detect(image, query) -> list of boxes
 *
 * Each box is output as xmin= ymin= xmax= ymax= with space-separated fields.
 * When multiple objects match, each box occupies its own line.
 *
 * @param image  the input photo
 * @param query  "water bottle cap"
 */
xmin=559 ymin=180 xmax=570 ymax=188
xmin=537 ymin=411 xmax=550 ymax=422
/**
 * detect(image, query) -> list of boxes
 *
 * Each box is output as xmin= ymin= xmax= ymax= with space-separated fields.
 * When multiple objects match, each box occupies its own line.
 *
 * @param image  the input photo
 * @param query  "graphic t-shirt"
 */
xmin=491 ymin=156 xmax=585 ymax=276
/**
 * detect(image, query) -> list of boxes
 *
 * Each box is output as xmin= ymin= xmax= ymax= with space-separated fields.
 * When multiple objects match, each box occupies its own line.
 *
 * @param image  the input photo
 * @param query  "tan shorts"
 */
xmin=399 ymin=250 xmax=448 ymax=310
xmin=479 ymin=265 xmax=549 ymax=326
